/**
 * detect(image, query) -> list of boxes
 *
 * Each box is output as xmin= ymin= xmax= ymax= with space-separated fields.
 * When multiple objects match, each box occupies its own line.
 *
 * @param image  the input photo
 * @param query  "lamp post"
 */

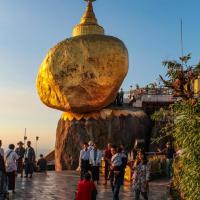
xmin=24 ymin=128 xmax=27 ymax=148
xmin=36 ymin=136 xmax=39 ymax=159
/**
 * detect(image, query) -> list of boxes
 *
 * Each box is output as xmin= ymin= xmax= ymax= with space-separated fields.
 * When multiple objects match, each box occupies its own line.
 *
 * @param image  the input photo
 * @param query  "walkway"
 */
xmin=10 ymin=171 xmax=169 ymax=200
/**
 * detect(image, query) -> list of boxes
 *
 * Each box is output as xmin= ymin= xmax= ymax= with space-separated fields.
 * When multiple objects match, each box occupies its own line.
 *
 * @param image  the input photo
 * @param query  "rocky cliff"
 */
xmin=55 ymin=108 xmax=151 ymax=170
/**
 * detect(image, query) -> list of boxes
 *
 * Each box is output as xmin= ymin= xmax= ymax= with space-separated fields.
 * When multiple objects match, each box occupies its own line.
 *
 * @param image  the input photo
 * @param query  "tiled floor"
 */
xmin=10 ymin=171 xmax=169 ymax=200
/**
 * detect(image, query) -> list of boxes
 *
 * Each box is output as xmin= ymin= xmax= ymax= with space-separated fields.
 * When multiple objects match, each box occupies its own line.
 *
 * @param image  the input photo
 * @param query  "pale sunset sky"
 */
xmin=0 ymin=0 xmax=200 ymax=155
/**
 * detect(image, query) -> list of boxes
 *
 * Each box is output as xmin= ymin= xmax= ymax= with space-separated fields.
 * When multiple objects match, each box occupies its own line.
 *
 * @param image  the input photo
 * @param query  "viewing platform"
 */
xmin=10 ymin=171 xmax=170 ymax=200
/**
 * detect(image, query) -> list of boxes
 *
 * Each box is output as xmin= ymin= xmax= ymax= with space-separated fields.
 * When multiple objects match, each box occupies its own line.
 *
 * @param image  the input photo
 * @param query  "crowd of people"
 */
xmin=0 ymin=138 xmax=176 ymax=200
xmin=76 ymin=142 xmax=128 ymax=200
xmin=75 ymin=140 xmax=176 ymax=200
xmin=0 ymin=140 xmax=47 ymax=199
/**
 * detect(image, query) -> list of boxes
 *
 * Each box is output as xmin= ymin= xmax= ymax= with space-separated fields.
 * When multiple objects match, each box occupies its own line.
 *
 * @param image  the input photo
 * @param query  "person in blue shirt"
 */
xmin=79 ymin=143 xmax=90 ymax=180
xmin=89 ymin=143 xmax=102 ymax=184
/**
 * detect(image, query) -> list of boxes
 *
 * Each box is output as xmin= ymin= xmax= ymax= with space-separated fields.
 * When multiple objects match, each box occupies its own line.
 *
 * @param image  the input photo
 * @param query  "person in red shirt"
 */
xmin=75 ymin=172 xmax=97 ymax=200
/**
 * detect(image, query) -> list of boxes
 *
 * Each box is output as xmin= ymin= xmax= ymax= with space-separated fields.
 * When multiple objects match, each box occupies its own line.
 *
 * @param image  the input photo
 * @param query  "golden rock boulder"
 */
xmin=36 ymin=34 xmax=128 ymax=113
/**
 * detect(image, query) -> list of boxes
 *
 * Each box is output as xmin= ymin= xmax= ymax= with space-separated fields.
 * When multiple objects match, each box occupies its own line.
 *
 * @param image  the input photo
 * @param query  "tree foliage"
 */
xmin=152 ymin=55 xmax=200 ymax=200
xmin=159 ymin=54 xmax=200 ymax=101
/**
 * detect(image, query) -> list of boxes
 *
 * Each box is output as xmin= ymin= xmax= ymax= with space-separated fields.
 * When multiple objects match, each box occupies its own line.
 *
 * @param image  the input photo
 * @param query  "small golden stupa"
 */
xmin=36 ymin=0 xmax=129 ymax=113
xmin=72 ymin=0 xmax=104 ymax=36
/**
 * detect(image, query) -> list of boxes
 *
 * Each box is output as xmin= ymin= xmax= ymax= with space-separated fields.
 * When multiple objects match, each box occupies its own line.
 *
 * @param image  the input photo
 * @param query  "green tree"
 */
xmin=152 ymin=55 xmax=200 ymax=200
xmin=159 ymin=54 xmax=200 ymax=102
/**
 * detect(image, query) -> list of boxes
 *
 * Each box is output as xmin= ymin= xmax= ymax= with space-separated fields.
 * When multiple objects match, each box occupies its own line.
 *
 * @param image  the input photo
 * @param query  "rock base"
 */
xmin=55 ymin=108 xmax=151 ymax=170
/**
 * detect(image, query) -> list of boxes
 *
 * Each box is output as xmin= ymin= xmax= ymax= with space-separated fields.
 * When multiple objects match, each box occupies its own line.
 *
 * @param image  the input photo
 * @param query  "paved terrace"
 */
xmin=10 ymin=171 xmax=169 ymax=200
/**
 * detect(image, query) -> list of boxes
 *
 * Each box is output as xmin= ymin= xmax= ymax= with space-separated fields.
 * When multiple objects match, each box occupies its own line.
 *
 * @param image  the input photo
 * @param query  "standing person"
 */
xmin=24 ymin=141 xmax=35 ymax=178
xmin=88 ymin=141 xmax=94 ymax=152
xmin=0 ymin=153 xmax=7 ymax=199
xmin=103 ymin=143 xmax=112 ymax=185
xmin=120 ymin=144 xmax=128 ymax=156
xmin=118 ymin=146 xmax=128 ymax=184
xmin=37 ymin=154 xmax=47 ymax=173
xmin=110 ymin=146 xmax=123 ymax=200
xmin=115 ymin=92 xmax=120 ymax=106
xmin=161 ymin=142 xmax=176 ymax=178
xmin=132 ymin=151 xmax=150 ymax=200
xmin=132 ymin=141 xmax=138 ymax=160
xmin=128 ymin=95 xmax=136 ymax=107
xmin=79 ymin=143 xmax=90 ymax=180
xmin=15 ymin=141 xmax=25 ymax=178
xmin=0 ymin=140 xmax=4 ymax=157
xmin=5 ymin=144 xmax=19 ymax=193
xmin=75 ymin=172 xmax=97 ymax=200
xmin=89 ymin=143 xmax=102 ymax=184
xmin=119 ymin=88 xmax=124 ymax=105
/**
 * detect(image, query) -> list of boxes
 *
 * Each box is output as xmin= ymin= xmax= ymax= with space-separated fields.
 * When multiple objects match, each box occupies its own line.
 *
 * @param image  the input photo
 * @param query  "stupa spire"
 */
xmin=72 ymin=0 xmax=104 ymax=37
xmin=80 ymin=0 xmax=97 ymax=25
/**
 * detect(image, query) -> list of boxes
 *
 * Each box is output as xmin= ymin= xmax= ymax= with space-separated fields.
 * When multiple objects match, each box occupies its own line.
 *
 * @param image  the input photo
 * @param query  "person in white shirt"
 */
xmin=5 ymin=144 xmax=19 ymax=193
xmin=89 ymin=143 xmax=102 ymax=184
xmin=79 ymin=143 xmax=90 ymax=180
xmin=110 ymin=145 xmax=123 ymax=200
xmin=0 ymin=140 xmax=4 ymax=157
xmin=88 ymin=140 xmax=94 ymax=152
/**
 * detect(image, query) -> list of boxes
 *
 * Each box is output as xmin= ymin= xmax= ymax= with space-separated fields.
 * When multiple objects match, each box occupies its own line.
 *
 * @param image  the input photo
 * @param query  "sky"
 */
xmin=0 ymin=0 xmax=200 ymax=155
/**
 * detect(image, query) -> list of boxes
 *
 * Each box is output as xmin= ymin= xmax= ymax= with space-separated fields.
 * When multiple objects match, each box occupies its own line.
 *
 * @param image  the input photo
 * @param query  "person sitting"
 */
xmin=75 ymin=172 xmax=97 ymax=200
xmin=37 ymin=154 xmax=47 ymax=173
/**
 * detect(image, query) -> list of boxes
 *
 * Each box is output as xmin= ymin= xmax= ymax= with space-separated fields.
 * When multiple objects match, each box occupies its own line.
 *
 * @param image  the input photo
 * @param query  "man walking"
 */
xmin=5 ymin=144 xmax=19 ymax=193
xmin=103 ymin=143 xmax=112 ymax=185
xmin=89 ymin=143 xmax=102 ymax=184
xmin=110 ymin=146 xmax=123 ymax=200
xmin=24 ymin=141 xmax=35 ymax=178
xmin=118 ymin=146 xmax=128 ymax=184
xmin=15 ymin=141 xmax=25 ymax=177
xmin=79 ymin=143 xmax=90 ymax=180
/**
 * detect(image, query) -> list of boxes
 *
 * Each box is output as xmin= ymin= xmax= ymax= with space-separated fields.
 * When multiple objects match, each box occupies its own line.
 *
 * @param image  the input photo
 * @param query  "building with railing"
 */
xmin=121 ymin=87 xmax=175 ymax=115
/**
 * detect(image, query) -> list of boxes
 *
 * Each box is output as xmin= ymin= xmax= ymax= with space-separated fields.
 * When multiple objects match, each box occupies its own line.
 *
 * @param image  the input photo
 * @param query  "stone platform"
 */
xmin=10 ymin=171 xmax=169 ymax=200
